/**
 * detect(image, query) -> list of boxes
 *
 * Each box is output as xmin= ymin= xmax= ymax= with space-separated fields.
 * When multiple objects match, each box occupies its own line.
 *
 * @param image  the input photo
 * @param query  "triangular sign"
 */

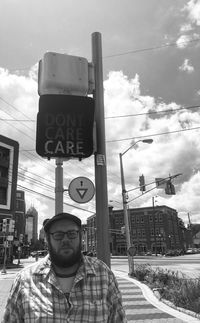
xmin=76 ymin=188 xmax=88 ymax=199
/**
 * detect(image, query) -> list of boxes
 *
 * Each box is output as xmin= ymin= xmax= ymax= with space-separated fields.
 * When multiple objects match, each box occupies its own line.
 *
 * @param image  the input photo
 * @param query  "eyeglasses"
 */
xmin=49 ymin=230 xmax=80 ymax=241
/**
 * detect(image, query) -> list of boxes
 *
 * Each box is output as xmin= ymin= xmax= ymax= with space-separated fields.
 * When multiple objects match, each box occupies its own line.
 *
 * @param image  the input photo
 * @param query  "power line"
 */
xmin=17 ymin=183 xmax=95 ymax=214
xmin=103 ymin=37 xmax=200 ymax=59
xmin=1 ymin=103 xmax=200 ymax=123
xmin=5 ymin=37 xmax=200 ymax=72
xmin=106 ymin=126 xmax=200 ymax=143
xmin=105 ymin=105 xmax=200 ymax=119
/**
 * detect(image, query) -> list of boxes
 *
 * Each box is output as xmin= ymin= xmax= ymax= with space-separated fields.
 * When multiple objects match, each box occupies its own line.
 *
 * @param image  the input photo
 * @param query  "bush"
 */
xmin=132 ymin=263 xmax=152 ymax=281
xmin=131 ymin=264 xmax=200 ymax=315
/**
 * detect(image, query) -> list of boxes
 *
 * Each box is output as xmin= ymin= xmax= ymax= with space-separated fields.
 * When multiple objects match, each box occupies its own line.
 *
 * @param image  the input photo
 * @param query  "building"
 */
xmin=13 ymin=190 xmax=27 ymax=258
xmin=0 ymin=135 xmax=19 ymax=263
xmin=14 ymin=190 xmax=26 ymax=238
xmin=87 ymin=205 xmax=187 ymax=256
xmin=26 ymin=206 xmax=38 ymax=245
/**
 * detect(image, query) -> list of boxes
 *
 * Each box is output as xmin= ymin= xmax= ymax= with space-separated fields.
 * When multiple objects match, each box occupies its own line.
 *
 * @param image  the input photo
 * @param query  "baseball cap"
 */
xmin=43 ymin=213 xmax=82 ymax=232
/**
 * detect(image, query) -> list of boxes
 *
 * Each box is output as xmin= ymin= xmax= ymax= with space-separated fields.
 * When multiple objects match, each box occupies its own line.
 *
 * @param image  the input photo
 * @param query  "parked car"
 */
xmin=165 ymin=250 xmax=176 ymax=256
xmin=31 ymin=250 xmax=48 ymax=258
xmin=186 ymin=248 xmax=198 ymax=254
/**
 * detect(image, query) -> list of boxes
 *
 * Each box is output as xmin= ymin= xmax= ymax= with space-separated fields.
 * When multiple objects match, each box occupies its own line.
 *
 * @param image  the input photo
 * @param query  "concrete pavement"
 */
xmin=114 ymin=270 xmax=200 ymax=323
xmin=0 ymin=265 xmax=199 ymax=322
xmin=0 ymin=277 xmax=13 ymax=321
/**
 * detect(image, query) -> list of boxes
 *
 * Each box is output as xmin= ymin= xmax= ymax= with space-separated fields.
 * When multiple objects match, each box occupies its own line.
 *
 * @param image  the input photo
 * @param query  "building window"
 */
xmin=136 ymin=216 xmax=139 ymax=223
xmin=151 ymin=228 xmax=154 ymax=236
xmin=159 ymin=213 xmax=163 ymax=222
xmin=137 ymin=229 xmax=141 ymax=237
xmin=142 ymin=229 xmax=145 ymax=237
xmin=141 ymin=216 xmax=144 ymax=223
xmin=149 ymin=215 xmax=153 ymax=222
xmin=155 ymin=228 xmax=160 ymax=236
xmin=132 ymin=229 xmax=136 ymax=237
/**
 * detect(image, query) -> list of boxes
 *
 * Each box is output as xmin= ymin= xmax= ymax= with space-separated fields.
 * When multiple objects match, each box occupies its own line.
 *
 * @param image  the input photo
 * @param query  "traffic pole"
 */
xmin=55 ymin=158 xmax=64 ymax=215
xmin=1 ymin=239 xmax=7 ymax=274
xmin=92 ymin=32 xmax=110 ymax=267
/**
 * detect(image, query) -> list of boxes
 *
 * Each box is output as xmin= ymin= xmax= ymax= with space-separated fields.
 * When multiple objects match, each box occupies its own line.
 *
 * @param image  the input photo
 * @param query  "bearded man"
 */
xmin=3 ymin=212 xmax=127 ymax=322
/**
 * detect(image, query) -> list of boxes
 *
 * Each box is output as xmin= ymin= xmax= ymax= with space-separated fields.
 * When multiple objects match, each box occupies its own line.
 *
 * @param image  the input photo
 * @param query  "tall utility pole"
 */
xmin=152 ymin=196 xmax=157 ymax=256
xmin=92 ymin=32 xmax=110 ymax=267
xmin=119 ymin=153 xmax=132 ymax=274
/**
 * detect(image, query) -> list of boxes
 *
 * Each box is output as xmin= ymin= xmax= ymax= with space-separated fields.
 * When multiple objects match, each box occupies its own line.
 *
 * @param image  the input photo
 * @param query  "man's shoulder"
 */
xmin=17 ymin=255 xmax=50 ymax=278
xmin=83 ymin=255 xmax=112 ymax=274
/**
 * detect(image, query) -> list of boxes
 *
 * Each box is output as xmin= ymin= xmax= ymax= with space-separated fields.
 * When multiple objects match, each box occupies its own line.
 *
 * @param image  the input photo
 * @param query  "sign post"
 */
xmin=92 ymin=32 xmax=110 ymax=267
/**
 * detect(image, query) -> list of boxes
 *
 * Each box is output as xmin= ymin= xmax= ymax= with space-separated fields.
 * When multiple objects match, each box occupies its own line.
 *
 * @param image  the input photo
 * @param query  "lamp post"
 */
xmin=119 ymin=139 xmax=153 ymax=275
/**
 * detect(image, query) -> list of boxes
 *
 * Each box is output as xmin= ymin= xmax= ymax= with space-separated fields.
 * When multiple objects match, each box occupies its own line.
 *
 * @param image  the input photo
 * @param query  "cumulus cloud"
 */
xmin=179 ymin=59 xmax=194 ymax=73
xmin=183 ymin=0 xmax=200 ymax=26
xmin=104 ymin=71 xmax=200 ymax=225
xmin=176 ymin=34 xmax=193 ymax=48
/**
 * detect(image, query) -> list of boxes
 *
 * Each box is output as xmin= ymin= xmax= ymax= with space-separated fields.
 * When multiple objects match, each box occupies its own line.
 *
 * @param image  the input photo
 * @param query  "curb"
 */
xmin=153 ymin=288 xmax=200 ymax=321
xmin=114 ymin=270 xmax=200 ymax=323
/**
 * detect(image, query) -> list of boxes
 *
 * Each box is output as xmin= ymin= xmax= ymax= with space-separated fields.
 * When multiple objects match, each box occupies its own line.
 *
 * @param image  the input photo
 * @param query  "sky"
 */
xmin=1 ymin=0 xmax=200 ymax=231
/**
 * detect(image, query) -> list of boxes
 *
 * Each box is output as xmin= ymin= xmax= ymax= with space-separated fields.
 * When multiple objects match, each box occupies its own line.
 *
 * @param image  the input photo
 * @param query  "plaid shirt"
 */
xmin=2 ymin=255 xmax=127 ymax=323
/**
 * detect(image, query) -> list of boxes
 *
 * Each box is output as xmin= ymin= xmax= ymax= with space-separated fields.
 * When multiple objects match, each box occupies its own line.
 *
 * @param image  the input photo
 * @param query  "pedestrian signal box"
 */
xmin=36 ymin=95 xmax=95 ymax=159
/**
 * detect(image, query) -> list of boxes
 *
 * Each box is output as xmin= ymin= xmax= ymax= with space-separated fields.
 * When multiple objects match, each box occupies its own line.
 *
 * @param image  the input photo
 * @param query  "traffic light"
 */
xmin=139 ymin=175 xmax=146 ymax=192
xmin=19 ymin=234 xmax=23 ymax=243
xmin=9 ymin=219 xmax=15 ymax=233
xmin=2 ymin=218 xmax=8 ymax=232
xmin=165 ymin=180 xmax=176 ymax=195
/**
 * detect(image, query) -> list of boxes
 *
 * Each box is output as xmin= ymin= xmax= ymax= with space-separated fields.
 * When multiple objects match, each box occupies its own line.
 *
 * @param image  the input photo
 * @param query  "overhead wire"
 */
xmin=105 ymin=105 xmax=200 ymax=119
xmin=103 ymin=37 xmax=200 ymax=59
xmin=5 ymin=36 xmax=200 ymax=72
xmin=5 ymin=166 xmax=95 ymax=214
xmin=106 ymin=126 xmax=200 ymax=143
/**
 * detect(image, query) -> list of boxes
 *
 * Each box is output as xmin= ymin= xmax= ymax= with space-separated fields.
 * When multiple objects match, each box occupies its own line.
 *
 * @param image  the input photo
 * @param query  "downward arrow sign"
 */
xmin=76 ymin=188 xmax=88 ymax=199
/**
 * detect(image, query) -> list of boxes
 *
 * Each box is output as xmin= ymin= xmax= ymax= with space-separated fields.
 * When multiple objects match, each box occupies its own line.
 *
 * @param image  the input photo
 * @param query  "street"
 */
xmin=111 ymin=253 xmax=200 ymax=278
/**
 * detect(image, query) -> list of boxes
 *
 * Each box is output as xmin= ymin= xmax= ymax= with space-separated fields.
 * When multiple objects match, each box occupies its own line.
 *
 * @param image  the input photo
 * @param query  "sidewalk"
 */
xmin=0 ymin=266 xmax=199 ymax=322
xmin=114 ymin=270 xmax=200 ymax=323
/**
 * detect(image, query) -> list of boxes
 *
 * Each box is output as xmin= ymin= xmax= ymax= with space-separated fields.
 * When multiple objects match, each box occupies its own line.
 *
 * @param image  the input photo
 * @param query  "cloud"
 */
xmin=183 ymin=0 xmax=200 ymax=26
xmin=180 ymin=23 xmax=193 ymax=32
xmin=104 ymin=71 xmax=200 ymax=225
xmin=179 ymin=59 xmax=194 ymax=73
xmin=176 ymin=34 xmax=193 ymax=48
xmin=1 ymin=66 xmax=200 ymax=230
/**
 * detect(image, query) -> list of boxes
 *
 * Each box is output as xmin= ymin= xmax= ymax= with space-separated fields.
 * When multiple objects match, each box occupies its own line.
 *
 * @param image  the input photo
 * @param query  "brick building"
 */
xmin=87 ymin=205 xmax=187 ymax=256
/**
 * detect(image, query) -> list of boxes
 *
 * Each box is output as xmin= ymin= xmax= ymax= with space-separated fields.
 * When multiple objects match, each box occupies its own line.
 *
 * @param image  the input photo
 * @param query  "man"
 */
xmin=3 ymin=212 xmax=127 ymax=322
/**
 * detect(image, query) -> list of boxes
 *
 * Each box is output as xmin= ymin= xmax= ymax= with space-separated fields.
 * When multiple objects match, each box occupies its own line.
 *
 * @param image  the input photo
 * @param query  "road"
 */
xmin=111 ymin=253 xmax=200 ymax=278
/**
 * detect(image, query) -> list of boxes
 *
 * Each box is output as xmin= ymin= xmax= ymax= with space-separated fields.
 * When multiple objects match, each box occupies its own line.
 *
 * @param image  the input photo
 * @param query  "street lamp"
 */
xmin=119 ymin=139 xmax=153 ymax=275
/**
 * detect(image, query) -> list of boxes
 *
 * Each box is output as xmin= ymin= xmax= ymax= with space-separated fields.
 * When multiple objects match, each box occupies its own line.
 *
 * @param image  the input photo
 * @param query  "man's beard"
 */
xmin=48 ymin=241 xmax=82 ymax=268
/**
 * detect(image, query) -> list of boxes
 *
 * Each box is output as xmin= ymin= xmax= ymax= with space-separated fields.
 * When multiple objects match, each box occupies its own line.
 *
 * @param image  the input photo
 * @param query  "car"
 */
xmin=31 ymin=250 xmax=48 ymax=257
xmin=186 ymin=248 xmax=196 ymax=254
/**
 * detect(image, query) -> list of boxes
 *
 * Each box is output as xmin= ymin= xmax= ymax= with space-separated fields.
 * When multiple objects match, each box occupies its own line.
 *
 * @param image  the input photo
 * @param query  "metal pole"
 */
xmin=55 ymin=158 xmax=64 ymax=215
xmin=152 ymin=197 xmax=157 ymax=256
xmin=92 ymin=32 xmax=110 ymax=267
xmin=1 ymin=238 xmax=7 ymax=274
xmin=119 ymin=153 xmax=132 ymax=274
